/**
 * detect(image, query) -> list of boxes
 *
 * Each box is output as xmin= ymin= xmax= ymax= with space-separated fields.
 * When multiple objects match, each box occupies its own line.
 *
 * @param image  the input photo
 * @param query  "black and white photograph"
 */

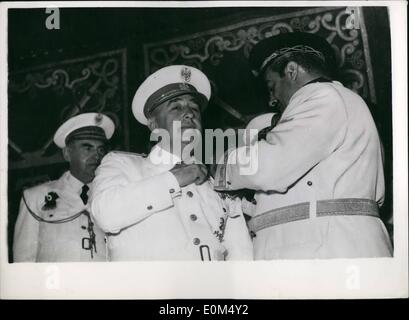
xmin=0 ymin=1 xmax=407 ymax=300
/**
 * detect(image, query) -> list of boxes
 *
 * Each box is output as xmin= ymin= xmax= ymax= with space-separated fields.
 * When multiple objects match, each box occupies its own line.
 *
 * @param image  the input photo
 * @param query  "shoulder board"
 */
xmin=110 ymin=150 xmax=147 ymax=158
xmin=23 ymin=179 xmax=55 ymax=194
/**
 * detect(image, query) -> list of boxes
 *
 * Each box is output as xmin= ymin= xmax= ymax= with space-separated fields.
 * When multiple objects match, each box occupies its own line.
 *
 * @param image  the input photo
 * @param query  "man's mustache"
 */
xmin=180 ymin=119 xmax=198 ymax=128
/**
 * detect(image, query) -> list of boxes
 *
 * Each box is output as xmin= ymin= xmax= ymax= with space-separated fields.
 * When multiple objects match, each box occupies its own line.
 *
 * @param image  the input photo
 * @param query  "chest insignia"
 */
xmin=41 ymin=192 xmax=59 ymax=210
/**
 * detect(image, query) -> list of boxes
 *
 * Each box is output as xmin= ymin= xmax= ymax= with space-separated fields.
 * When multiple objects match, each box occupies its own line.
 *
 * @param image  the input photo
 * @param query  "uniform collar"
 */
xmin=302 ymin=76 xmax=332 ymax=86
xmin=64 ymin=171 xmax=92 ymax=195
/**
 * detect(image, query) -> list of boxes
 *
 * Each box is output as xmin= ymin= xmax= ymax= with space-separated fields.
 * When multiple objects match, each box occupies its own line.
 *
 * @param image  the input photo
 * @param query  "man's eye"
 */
xmin=188 ymin=104 xmax=200 ymax=112
xmin=170 ymin=104 xmax=181 ymax=111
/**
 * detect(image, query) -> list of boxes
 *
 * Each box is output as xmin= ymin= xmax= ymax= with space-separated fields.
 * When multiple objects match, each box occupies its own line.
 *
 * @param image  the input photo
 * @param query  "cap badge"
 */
xmin=94 ymin=113 xmax=103 ymax=125
xmin=181 ymin=67 xmax=192 ymax=83
xmin=178 ymin=83 xmax=190 ymax=91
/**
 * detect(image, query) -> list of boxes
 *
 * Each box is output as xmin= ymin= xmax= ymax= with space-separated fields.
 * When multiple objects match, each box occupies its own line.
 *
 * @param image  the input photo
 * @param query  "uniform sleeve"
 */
xmin=13 ymin=192 xmax=40 ymax=262
xmin=90 ymin=153 xmax=181 ymax=233
xmin=241 ymin=197 xmax=257 ymax=217
xmin=222 ymin=196 xmax=253 ymax=260
xmin=215 ymin=86 xmax=348 ymax=192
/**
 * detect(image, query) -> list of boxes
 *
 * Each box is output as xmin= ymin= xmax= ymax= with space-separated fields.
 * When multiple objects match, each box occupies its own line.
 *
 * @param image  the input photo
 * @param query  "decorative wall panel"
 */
xmin=143 ymin=7 xmax=375 ymax=121
xmin=8 ymin=49 xmax=129 ymax=171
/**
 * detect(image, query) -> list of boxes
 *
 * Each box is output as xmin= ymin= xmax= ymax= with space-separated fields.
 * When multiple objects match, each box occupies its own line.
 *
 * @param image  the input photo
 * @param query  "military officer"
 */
xmin=90 ymin=65 xmax=253 ymax=261
xmin=13 ymin=113 xmax=115 ymax=262
xmin=238 ymin=112 xmax=276 ymax=218
xmin=214 ymin=32 xmax=393 ymax=259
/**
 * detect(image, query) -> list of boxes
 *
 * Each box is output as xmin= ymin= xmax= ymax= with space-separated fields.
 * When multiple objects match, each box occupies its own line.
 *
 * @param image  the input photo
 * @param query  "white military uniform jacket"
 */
xmin=215 ymin=81 xmax=392 ymax=259
xmin=90 ymin=145 xmax=253 ymax=261
xmin=13 ymin=171 xmax=107 ymax=262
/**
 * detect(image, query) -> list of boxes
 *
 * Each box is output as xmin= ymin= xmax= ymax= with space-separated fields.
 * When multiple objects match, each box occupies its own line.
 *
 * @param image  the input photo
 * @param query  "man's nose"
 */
xmin=268 ymin=91 xmax=278 ymax=107
xmin=93 ymin=149 xmax=104 ymax=161
xmin=183 ymin=112 xmax=194 ymax=120
xmin=182 ymin=106 xmax=195 ymax=119
xmin=269 ymin=97 xmax=279 ymax=108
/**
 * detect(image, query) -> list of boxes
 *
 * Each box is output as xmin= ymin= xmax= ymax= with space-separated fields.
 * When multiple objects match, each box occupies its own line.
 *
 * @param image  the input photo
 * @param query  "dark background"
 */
xmin=7 ymin=6 xmax=392 ymax=261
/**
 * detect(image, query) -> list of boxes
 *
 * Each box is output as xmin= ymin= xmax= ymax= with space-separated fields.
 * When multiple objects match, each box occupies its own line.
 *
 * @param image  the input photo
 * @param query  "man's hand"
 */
xmin=170 ymin=163 xmax=208 ymax=187
xmin=208 ymin=163 xmax=218 ymax=178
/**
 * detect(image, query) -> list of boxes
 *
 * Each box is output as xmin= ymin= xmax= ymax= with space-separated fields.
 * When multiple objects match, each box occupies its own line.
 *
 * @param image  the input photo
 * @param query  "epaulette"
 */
xmin=110 ymin=150 xmax=148 ymax=158
xmin=23 ymin=179 xmax=53 ymax=192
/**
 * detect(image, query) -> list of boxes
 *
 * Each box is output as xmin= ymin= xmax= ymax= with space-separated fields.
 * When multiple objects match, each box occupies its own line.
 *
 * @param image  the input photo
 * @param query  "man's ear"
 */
xmin=147 ymin=118 xmax=157 ymax=131
xmin=62 ymin=146 xmax=71 ymax=162
xmin=285 ymin=61 xmax=299 ymax=81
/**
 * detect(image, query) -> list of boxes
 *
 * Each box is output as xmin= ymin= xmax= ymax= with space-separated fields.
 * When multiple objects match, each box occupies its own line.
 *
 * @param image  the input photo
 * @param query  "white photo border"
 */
xmin=0 ymin=1 xmax=407 ymax=299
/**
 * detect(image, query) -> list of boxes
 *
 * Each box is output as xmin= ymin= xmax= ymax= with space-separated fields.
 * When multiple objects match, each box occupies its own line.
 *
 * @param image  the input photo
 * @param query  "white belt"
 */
xmin=248 ymin=198 xmax=380 ymax=233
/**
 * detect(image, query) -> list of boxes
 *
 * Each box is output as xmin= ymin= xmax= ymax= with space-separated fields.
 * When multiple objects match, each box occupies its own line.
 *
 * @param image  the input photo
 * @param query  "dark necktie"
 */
xmin=80 ymin=184 xmax=89 ymax=205
xmin=257 ymin=112 xmax=282 ymax=141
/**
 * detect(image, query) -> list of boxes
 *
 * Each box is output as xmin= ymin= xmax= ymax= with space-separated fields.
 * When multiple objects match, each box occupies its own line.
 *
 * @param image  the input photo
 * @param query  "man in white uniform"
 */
xmin=13 ymin=113 xmax=115 ymax=262
xmin=91 ymin=65 xmax=252 ymax=261
xmin=214 ymin=32 xmax=393 ymax=259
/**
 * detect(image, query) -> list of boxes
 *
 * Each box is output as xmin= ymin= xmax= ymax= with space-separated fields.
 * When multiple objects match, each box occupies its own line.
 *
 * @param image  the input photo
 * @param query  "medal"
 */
xmin=42 ymin=192 xmax=59 ymax=210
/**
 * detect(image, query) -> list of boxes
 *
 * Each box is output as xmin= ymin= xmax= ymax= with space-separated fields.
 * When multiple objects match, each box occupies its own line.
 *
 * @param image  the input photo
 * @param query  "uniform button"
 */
xmin=193 ymin=238 xmax=200 ymax=245
xmin=169 ymin=188 xmax=175 ymax=194
xmin=147 ymin=205 xmax=153 ymax=210
xmin=190 ymin=214 xmax=197 ymax=221
xmin=187 ymin=191 xmax=194 ymax=197
xmin=49 ymin=214 xmax=53 ymax=218
xmin=81 ymin=226 xmax=87 ymax=230
xmin=307 ymin=181 xmax=313 ymax=186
